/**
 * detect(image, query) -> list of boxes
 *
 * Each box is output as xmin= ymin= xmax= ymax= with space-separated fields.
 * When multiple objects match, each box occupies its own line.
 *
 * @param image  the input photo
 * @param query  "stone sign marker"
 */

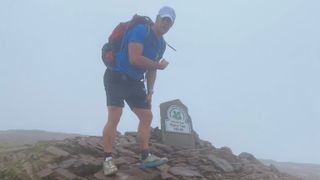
xmin=160 ymin=99 xmax=195 ymax=148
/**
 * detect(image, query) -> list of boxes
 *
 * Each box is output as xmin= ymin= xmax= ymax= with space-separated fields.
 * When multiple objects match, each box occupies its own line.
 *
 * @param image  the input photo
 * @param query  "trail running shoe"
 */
xmin=103 ymin=158 xmax=118 ymax=176
xmin=141 ymin=154 xmax=168 ymax=168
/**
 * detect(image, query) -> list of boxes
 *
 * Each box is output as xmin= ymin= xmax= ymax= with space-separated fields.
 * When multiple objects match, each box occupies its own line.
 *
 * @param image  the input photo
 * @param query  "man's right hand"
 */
xmin=158 ymin=59 xmax=169 ymax=70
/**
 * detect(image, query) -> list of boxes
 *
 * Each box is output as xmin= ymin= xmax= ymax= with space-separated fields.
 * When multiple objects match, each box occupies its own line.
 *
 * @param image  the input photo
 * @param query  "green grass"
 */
xmin=0 ymin=142 xmax=19 ymax=150
xmin=0 ymin=168 xmax=21 ymax=180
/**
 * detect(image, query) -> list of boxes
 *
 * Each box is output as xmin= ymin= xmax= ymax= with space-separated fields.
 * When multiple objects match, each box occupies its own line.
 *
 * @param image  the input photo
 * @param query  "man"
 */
xmin=102 ymin=6 xmax=176 ymax=175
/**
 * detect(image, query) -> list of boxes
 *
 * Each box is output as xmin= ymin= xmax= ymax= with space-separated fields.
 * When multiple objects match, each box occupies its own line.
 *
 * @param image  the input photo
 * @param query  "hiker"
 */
xmin=102 ymin=6 xmax=176 ymax=175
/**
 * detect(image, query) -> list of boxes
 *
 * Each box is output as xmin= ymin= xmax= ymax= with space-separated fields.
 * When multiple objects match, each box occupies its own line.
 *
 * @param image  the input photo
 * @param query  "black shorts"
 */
xmin=103 ymin=69 xmax=150 ymax=109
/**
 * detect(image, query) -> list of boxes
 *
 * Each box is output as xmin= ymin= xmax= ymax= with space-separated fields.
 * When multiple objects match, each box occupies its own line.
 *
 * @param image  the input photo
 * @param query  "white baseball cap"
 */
xmin=158 ymin=6 xmax=176 ymax=23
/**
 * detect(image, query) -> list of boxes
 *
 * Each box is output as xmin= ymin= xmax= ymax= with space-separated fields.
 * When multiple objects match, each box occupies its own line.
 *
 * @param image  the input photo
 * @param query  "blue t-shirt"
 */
xmin=114 ymin=24 xmax=166 ymax=80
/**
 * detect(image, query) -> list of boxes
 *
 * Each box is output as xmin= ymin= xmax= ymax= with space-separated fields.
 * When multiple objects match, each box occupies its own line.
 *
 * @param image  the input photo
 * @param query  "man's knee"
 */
xmin=144 ymin=110 xmax=153 ymax=120
xmin=134 ymin=108 xmax=153 ymax=123
xmin=107 ymin=106 xmax=123 ymax=125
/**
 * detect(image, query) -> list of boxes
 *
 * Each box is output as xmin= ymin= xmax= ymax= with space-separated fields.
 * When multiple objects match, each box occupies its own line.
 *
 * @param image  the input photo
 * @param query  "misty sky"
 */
xmin=1 ymin=0 xmax=319 ymax=164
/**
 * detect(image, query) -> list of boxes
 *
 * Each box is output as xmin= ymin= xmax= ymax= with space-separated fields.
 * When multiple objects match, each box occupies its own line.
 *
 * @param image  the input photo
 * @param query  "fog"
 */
xmin=0 ymin=0 xmax=319 ymax=164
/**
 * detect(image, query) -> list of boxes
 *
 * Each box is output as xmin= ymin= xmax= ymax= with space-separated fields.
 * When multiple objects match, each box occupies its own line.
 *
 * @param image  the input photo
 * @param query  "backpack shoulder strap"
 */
xmin=120 ymin=18 xmax=152 ymax=51
xmin=143 ymin=24 xmax=152 ymax=43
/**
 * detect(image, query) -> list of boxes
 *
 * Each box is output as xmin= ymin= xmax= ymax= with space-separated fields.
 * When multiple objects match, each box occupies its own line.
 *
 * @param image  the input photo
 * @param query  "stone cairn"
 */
xmin=0 ymin=128 xmax=301 ymax=180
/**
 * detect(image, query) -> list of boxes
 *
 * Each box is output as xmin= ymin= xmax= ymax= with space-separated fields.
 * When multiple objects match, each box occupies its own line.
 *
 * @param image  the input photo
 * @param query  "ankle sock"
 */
xmin=141 ymin=149 xmax=150 ymax=160
xmin=104 ymin=152 xmax=112 ymax=161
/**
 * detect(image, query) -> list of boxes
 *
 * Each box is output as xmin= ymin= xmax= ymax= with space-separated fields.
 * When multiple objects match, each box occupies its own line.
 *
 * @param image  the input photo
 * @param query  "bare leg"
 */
xmin=103 ymin=106 xmax=122 ymax=153
xmin=133 ymin=108 xmax=153 ymax=150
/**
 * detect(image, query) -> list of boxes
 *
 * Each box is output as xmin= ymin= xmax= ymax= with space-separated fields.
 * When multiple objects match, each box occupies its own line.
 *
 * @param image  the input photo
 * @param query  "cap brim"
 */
xmin=160 ymin=14 xmax=174 ymax=22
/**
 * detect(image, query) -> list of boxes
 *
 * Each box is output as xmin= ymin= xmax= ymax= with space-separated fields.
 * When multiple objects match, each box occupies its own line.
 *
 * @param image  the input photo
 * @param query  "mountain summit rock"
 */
xmin=0 ymin=128 xmax=300 ymax=180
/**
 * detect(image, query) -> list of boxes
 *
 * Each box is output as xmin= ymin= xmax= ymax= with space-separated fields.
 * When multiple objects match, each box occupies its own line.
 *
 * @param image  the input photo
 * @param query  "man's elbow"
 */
xmin=129 ymin=55 xmax=143 ymax=66
xmin=129 ymin=56 xmax=139 ymax=65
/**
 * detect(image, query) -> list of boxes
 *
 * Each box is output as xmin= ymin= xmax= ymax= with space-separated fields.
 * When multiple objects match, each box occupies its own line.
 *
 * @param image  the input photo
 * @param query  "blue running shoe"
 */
xmin=141 ymin=154 xmax=168 ymax=168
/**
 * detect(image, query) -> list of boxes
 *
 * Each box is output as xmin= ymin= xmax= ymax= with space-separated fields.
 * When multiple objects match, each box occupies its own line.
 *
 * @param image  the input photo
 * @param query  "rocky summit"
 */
xmin=0 ymin=128 xmax=300 ymax=180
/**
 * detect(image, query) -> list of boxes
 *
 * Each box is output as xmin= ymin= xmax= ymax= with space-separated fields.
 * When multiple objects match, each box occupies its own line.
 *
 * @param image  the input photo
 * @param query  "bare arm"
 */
xmin=128 ymin=42 xmax=169 ymax=70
